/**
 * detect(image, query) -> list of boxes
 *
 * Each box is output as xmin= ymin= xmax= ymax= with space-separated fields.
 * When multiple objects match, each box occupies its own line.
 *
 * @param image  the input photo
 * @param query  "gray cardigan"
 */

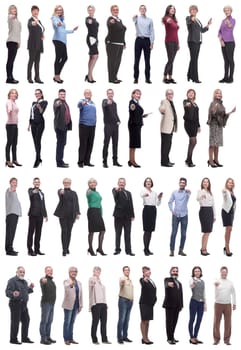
xmin=5 ymin=188 xmax=22 ymax=216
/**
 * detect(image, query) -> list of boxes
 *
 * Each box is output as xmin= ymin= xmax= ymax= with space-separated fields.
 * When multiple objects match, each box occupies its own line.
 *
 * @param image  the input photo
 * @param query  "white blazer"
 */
xmin=222 ymin=190 xmax=236 ymax=213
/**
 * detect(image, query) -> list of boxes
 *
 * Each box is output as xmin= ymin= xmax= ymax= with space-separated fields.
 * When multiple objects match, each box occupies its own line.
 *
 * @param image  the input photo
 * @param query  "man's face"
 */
xmin=118 ymin=179 xmax=126 ymax=189
xmin=45 ymin=267 xmax=53 ymax=277
xmin=33 ymin=179 xmax=40 ymax=188
xmin=221 ymin=268 xmax=228 ymax=279
xmin=123 ymin=268 xmax=130 ymax=277
xmin=171 ymin=268 xmax=179 ymax=278
xmin=107 ymin=90 xmax=114 ymax=100
xmin=139 ymin=6 xmax=146 ymax=15
xmin=179 ymin=180 xmax=186 ymax=190
xmin=58 ymin=92 xmax=66 ymax=101
xmin=17 ymin=268 xmax=25 ymax=280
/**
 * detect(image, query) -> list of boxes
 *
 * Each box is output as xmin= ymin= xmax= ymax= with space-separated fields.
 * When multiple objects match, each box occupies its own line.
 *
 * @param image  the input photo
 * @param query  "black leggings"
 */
xmin=53 ymin=40 xmax=68 ymax=75
xmin=31 ymin=122 xmax=45 ymax=161
xmin=6 ymin=41 xmax=18 ymax=79
xmin=164 ymin=42 xmax=178 ymax=76
xmin=6 ymin=124 xmax=18 ymax=161
xmin=221 ymin=41 xmax=235 ymax=80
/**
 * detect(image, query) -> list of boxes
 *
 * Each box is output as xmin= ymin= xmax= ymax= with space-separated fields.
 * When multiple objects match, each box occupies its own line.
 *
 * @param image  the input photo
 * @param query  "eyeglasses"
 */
xmin=70 ymin=270 xmax=77 ymax=273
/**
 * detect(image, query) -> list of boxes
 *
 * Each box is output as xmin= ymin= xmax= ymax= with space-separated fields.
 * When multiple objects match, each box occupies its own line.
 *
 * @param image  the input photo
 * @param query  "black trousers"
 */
xmin=164 ymin=42 xmax=178 ymax=76
xmin=27 ymin=49 xmax=41 ymax=80
xmin=9 ymin=301 xmax=30 ymax=342
xmin=134 ymin=37 xmax=151 ymax=80
xmin=31 ymin=122 xmax=45 ymax=161
xmin=161 ymin=132 xmax=173 ymax=165
xmin=53 ymin=40 xmax=68 ymax=75
xmin=187 ymin=42 xmax=201 ymax=81
xmin=5 ymin=214 xmax=19 ymax=253
xmin=102 ymin=124 xmax=119 ymax=162
xmin=5 ymin=124 xmax=18 ymax=162
xmin=114 ymin=217 xmax=132 ymax=254
xmin=6 ymin=41 xmax=18 ymax=79
xmin=55 ymin=128 xmax=67 ymax=166
xmin=27 ymin=216 xmax=43 ymax=252
xmin=221 ymin=41 xmax=235 ymax=80
xmin=106 ymin=43 xmax=124 ymax=82
xmin=91 ymin=303 xmax=108 ymax=343
xmin=165 ymin=308 xmax=180 ymax=341
xmin=59 ymin=218 xmax=75 ymax=254
xmin=78 ymin=124 xmax=95 ymax=165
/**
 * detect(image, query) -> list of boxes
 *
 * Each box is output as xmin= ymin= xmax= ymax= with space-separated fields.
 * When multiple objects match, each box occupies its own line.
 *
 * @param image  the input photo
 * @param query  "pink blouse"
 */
xmin=6 ymin=99 xmax=19 ymax=124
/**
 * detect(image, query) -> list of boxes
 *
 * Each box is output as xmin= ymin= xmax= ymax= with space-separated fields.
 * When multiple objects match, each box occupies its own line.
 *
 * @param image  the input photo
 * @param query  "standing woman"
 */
xmin=139 ymin=266 xmax=157 ymax=344
xmin=162 ymin=5 xmax=179 ymax=84
xmin=28 ymin=89 xmax=48 ymax=167
xmin=51 ymin=5 xmax=78 ymax=83
xmin=218 ymin=6 xmax=236 ymax=83
xmin=188 ymin=266 xmax=206 ymax=344
xmin=27 ymin=5 xmax=45 ymax=84
xmin=6 ymin=5 xmax=21 ymax=84
xmin=207 ymin=89 xmax=236 ymax=167
xmin=85 ymin=5 xmax=99 ymax=83
xmin=140 ymin=178 xmax=162 ymax=255
xmin=128 ymin=89 xmax=149 ymax=167
xmin=186 ymin=5 xmax=212 ymax=83
xmin=105 ymin=5 xmax=126 ymax=83
xmin=5 ymin=89 xmax=22 ymax=167
xmin=183 ymin=89 xmax=200 ymax=167
xmin=197 ymin=178 xmax=215 ymax=256
xmin=222 ymin=178 xmax=236 ymax=256
xmin=86 ymin=178 xmax=106 ymax=256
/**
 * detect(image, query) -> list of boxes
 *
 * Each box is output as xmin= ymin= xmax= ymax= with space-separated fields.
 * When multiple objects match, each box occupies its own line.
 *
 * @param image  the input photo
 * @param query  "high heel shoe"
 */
xmin=96 ymin=248 xmax=107 ymax=256
xmin=12 ymin=161 xmax=22 ymax=166
xmin=200 ymin=249 xmax=210 ymax=256
xmin=207 ymin=160 xmax=217 ymax=168
xmin=223 ymin=247 xmax=233 ymax=257
xmin=185 ymin=160 xmax=195 ymax=167
xmin=128 ymin=160 xmax=141 ymax=168
xmin=85 ymin=75 xmax=95 ymax=83
xmin=33 ymin=159 xmax=42 ymax=168
xmin=141 ymin=339 xmax=153 ymax=345
xmin=53 ymin=77 xmax=63 ymax=84
xmin=189 ymin=339 xmax=198 ymax=345
xmin=87 ymin=248 xmax=97 ymax=256
xmin=5 ymin=161 xmax=14 ymax=168
xmin=213 ymin=160 xmax=223 ymax=167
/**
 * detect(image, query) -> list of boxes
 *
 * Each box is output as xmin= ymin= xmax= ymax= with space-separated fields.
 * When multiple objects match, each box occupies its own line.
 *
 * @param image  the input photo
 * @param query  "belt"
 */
xmin=137 ymin=36 xmax=150 ymax=39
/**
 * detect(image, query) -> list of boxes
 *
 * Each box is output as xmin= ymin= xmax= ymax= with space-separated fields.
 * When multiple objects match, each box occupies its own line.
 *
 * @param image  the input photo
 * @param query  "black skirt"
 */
xmin=199 ymin=206 xmax=214 ymax=233
xmin=222 ymin=208 xmax=234 ymax=227
xmin=140 ymin=304 xmax=154 ymax=321
xmin=184 ymin=120 xmax=198 ymax=137
xmin=143 ymin=206 xmax=157 ymax=232
xmin=87 ymin=208 xmax=105 ymax=232
xmin=129 ymin=125 xmax=142 ymax=148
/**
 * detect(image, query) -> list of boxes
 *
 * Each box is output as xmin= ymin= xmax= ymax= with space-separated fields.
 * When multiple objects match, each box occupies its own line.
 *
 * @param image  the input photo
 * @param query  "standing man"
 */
xmin=168 ymin=177 xmax=191 ymax=256
xmin=27 ymin=177 xmax=47 ymax=256
xmin=117 ymin=266 xmax=134 ymax=344
xmin=77 ymin=89 xmax=96 ymax=167
xmin=53 ymin=89 xmax=72 ymax=168
xmin=213 ymin=266 xmax=236 ymax=346
xmin=102 ymin=88 xmax=122 ymax=168
xmin=162 ymin=266 xmax=183 ymax=345
xmin=54 ymin=178 xmax=80 ymax=256
xmin=5 ymin=177 xmax=22 ymax=256
xmin=5 ymin=266 xmax=34 ymax=345
xmin=159 ymin=89 xmax=177 ymax=167
xmin=112 ymin=178 xmax=135 ymax=256
xmin=39 ymin=266 xmax=56 ymax=345
xmin=133 ymin=5 xmax=154 ymax=84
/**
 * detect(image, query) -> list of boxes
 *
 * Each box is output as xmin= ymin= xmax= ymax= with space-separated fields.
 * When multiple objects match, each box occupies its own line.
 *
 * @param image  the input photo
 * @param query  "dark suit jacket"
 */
xmin=54 ymin=189 xmax=80 ymax=219
xmin=139 ymin=278 xmax=157 ymax=306
xmin=28 ymin=188 xmax=47 ymax=217
xmin=27 ymin=17 xmax=44 ymax=52
xmin=53 ymin=99 xmax=72 ymax=131
xmin=162 ymin=277 xmax=183 ymax=309
xmin=112 ymin=188 xmax=134 ymax=219
xmin=186 ymin=16 xmax=208 ymax=43
xmin=128 ymin=99 xmax=144 ymax=127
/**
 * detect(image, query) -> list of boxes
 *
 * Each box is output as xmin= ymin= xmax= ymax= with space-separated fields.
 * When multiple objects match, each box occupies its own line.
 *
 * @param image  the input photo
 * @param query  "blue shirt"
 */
xmin=51 ymin=16 xmax=74 ymax=44
xmin=133 ymin=15 xmax=155 ymax=43
xmin=168 ymin=189 xmax=191 ymax=217
xmin=78 ymin=99 xmax=96 ymax=126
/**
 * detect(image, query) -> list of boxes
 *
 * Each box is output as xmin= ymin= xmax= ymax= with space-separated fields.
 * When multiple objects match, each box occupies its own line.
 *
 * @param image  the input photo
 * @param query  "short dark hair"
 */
xmin=122 ymin=266 xmax=130 ymax=271
xmin=142 ymin=266 xmax=150 ymax=273
xmin=58 ymin=89 xmax=66 ymax=93
xmin=33 ymin=177 xmax=40 ymax=181
xmin=191 ymin=266 xmax=203 ymax=278
xmin=10 ymin=177 xmax=17 ymax=183
xmin=220 ymin=266 xmax=228 ymax=272
xmin=179 ymin=177 xmax=187 ymax=184
xmin=144 ymin=177 xmax=153 ymax=188
xmin=31 ymin=5 xmax=39 ymax=11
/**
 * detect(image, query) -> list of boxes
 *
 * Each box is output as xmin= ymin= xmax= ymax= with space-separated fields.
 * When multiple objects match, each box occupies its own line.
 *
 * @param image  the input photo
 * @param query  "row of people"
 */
xmin=5 ymin=4 xmax=236 ymax=84
xmin=5 ymin=87 xmax=236 ymax=168
xmin=5 ymin=265 xmax=236 ymax=346
xmin=5 ymin=176 xmax=237 ymax=257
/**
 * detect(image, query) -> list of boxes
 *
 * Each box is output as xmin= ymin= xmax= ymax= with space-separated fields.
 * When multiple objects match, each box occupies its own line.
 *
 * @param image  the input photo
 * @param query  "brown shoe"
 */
xmin=65 ymin=341 xmax=71 ymax=345
xmin=70 ymin=340 xmax=79 ymax=344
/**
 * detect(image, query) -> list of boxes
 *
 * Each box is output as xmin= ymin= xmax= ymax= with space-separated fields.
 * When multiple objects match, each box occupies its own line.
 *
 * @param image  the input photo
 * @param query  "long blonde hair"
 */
xmin=8 ymin=4 xmax=18 ymax=16
xmin=52 ymin=5 xmax=64 ymax=18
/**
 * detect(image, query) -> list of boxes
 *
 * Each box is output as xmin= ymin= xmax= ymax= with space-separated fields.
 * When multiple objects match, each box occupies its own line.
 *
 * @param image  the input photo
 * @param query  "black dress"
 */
xmin=128 ymin=99 xmax=144 ymax=148
xmin=199 ymin=207 xmax=214 ymax=232
xmin=183 ymin=99 xmax=200 ymax=137
xmin=139 ymin=278 xmax=157 ymax=321
xmin=222 ymin=194 xmax=236 ymax=227
xmin=85 ymin=16 xmax=99 ymax=55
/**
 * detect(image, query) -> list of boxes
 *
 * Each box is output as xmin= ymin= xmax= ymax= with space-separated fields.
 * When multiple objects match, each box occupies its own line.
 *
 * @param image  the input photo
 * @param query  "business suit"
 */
xmin=112 ymin=188 xmax=134 ymax=254
xmin=128 ymin=99 xmax=144 ymax=148
xmin=54 ymin=189 xmax=80 ymax=255
xmin=186 ymin=16 xmax=208 ymax=82
xmin=27 ymin=187 xmax=47 ymax=254
xmin=139 ymin=278 xmax=157 ymax=320
xmin=27 ymin=17 xmax=44 ymax=81
xmin=162 ymin=277 xmax=183 ymax=342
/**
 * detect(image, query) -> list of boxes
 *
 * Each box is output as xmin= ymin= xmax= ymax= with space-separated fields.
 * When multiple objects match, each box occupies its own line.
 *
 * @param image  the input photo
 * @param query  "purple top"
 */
xmin=218 ymin=16 xmax=235 ymax=42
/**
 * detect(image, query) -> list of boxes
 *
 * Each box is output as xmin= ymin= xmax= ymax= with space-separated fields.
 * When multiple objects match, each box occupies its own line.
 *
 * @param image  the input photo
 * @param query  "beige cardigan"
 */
xmin=159 ymin=99 xmax=178 ymax=134
xmin=62 ymin=279 xmax=83 ymax=312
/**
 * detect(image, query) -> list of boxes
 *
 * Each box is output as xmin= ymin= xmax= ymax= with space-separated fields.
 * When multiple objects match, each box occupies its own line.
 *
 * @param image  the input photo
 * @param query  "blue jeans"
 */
xmin=40 ymin=303 xmax=54 ymax=340
xmin=63 ymin=304 xmax=78 ymax=341
xmin=188 ymin=298 xmax=204 ymax=338
xmin=170 ymin=215 xmax=188 ymax=251
xmin=117 ymin=297 xmax=133 ymax=340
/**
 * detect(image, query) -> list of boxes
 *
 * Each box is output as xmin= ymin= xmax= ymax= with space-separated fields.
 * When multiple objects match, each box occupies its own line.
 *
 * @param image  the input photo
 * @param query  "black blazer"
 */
xmin=54 ymin=189 xmax=80 ymax=219
xmin=27 ymin=17 xmax=44 ymax=52
xmin=128 ymin=99 xmax=144 ymax=127
xmin=139 ymin=278 xmax=157 ymax=306
xmin=186 ymin=16 xmax=208 ymax=43
xmin=112 ymin=188 xmax=134 ymax=219
xmin=162 ymin=277 xmax=183 ymax=309
xmin=105 ymin=16 xmax=126 ymax=45
xmin=53 ymin=99 xmax=72 ymax=131
xmin=28 ymin=188 xmax=47 ymax=217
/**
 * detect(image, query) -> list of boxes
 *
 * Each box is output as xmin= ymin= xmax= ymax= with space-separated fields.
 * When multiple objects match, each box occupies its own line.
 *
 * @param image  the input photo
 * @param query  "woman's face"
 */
xmin=215 ymin=90 xmax=222 ymax=100
xmin=190 ymin=8 xmax=198 ymax=17
xmin=111 ymin=6 xmax=119 ymax=17
xmin=202 ymin=179 xmax=209 ymax=189
xmin=187 ymin=90 xmax=195 ymax=100
xmin=144 ymin=269 xmax=151 ymax=278
xmin=31 ymin=9 xmax=39 ymax=18
xmin=226 ymin=179 xmax=234 ymax=190
xmin=88 ymin=6 xmax=95 ymax=17
xmin=35 ymin=90 xmax=42 ymax=99
xmin=194 ymin=268 xmax=201 ymax=278
xmin=56 ymin=7 xmax=63 ymax=16
xmin=169 ymin=6 xmax=175 ymax=16
xmin=224 ymin=7 xmax=232 ymax=17
xmin=145 ymin=179 xmax=152 ymax=189
xmin=10 ymin=6 xmax=17 ymax=16
xmin=133 ymin=90 xmax=141 ymax=101
xmin=89 ymin=180 xmax=97 ymax=189
xmin=9 ymin=90 xmax=18 ymax=100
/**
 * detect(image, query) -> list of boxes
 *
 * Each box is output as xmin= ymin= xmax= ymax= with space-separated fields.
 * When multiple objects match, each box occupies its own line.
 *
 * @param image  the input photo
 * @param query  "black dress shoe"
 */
xmin=35 ymin=79 xmax=44 ymax=84
xmin=35 ymin=251 xmax=45 ymax=255
xmin=28 ymin=251 xmax=37 ymax=256
xmin=113 ymin=251 xmax=120 ymax=255
xmin=118 ymin=339 xmax=124 ymax=344
xmin=57 ymin=164 xmax=69 ymax=168
xmin=40 ymin=339 xmax=51 ymax=345
xmin=194 ymin=80 xmax=202 ymax=83
xmin=6 ymin=78 xmax=19 ymax=84
xmin=219 ymin=78 xmax=228 ymax=83
xmin=145 ymin=80 xmax=152 ymax=84
xmin=133 ymin=79 xmax=138 ymax=84
xmin=47 ymin=338 xmax=56 ymax=343
xmin=78 ymin=162 xmax=84 ymax=168
xmin=163 ymin=78 xmax=170 ymax=84
xmin=53 ymin=77 xmax=63 ymax=83
xmin=113 ymin=161 xmax=122 ymax=167
xmin=103 ymin=162 xmax=108 ymax=168
xmin=110 ymin=80 xmax=121 ymax=84
xmin=167 ymin=339 xmax=176 ymax=345
xmin=28 ymin=79 xmax=34 ymax=83
xmin=123 ymin=338 xmax=132 ymax=342
xmin=161 ymin=163 xmax=173 ymax=167
xmin=6 ymin=251 xmax=18 ymax=256
xmin=22 ymin=338 xmax=34 ymax=343
xmin=169 ymin=79 xmax=177 ymax=84
xmin=10 ymin=340 xmax=22 ymax=344
xmin=84 ymin=163 xmax=95 ymax=167
xmin=126 ymin=252 xmax=135 ymax=256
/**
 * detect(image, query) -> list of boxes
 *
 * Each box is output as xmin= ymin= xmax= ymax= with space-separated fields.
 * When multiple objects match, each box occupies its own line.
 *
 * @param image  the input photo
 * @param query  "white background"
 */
xmin=0 ymin=0 xmax=240 ymax=349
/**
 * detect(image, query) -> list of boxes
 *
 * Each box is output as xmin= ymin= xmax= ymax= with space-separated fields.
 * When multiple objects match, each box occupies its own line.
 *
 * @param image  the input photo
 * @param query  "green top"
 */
xmin=86 ymin=189 xmax=102 ymax=214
